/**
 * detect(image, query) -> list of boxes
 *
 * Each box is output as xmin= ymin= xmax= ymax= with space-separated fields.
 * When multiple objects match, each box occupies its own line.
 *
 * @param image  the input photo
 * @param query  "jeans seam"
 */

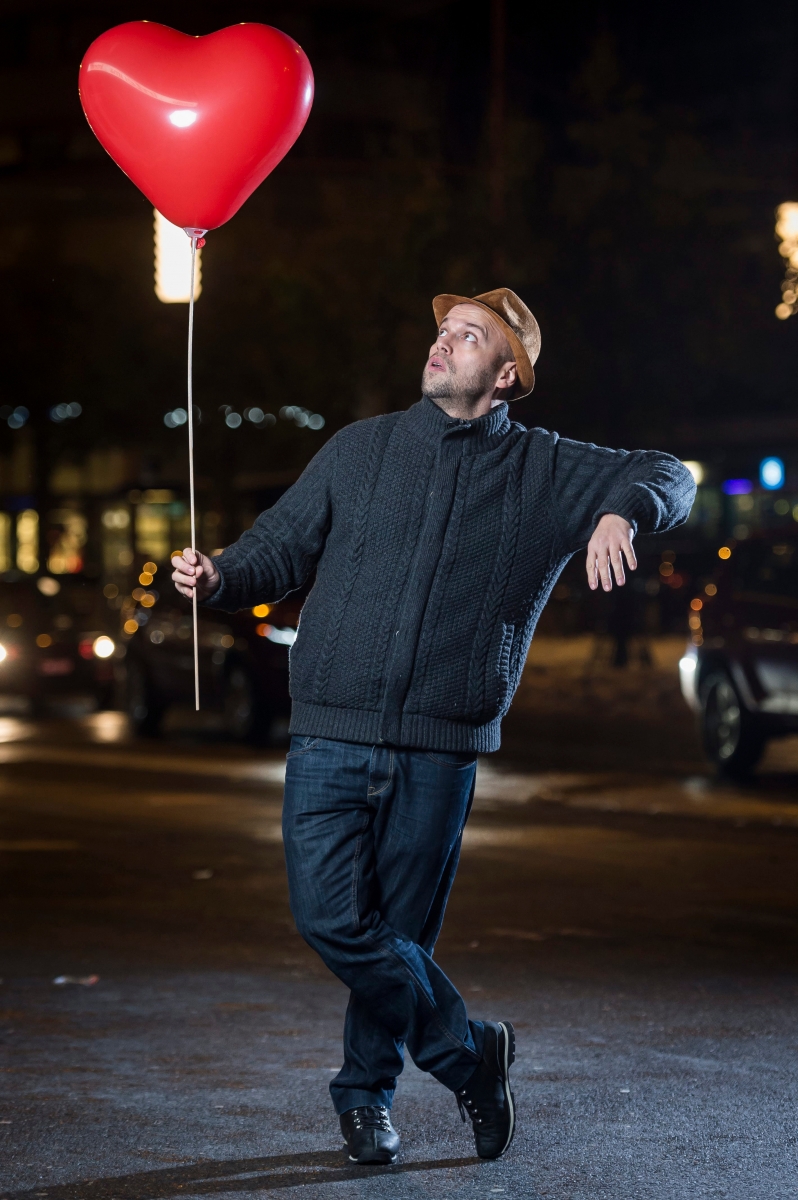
xmin=425 ymin=752 xmax=477 ymax=768
xmin=350 ymin=817 xmax=368 ymax=930
xmin=286 ymin=737 xmax=321 ymax=759
xmin=367 ymin=748 xmax=394 ymax=796
xmin=362 ymin=930 xmax=480 ymax=1060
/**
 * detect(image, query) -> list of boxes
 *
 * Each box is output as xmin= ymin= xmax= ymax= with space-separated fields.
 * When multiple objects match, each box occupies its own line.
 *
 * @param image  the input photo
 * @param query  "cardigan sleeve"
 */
xmin=203 ymin=433 xmax=337 ymax=613
xmin=549 ymin=434 xmax=696 ymax=555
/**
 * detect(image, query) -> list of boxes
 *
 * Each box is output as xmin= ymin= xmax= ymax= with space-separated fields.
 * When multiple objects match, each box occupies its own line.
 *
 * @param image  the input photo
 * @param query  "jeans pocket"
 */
xmin=286 ymin=736 xmax=322 ymax=758
xmin=425 ymin=750 xmax=478 ymax=768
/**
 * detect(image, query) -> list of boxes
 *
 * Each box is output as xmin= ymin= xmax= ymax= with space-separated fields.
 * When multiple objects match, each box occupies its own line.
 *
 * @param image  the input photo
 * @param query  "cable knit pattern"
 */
xmin=205 ymin=397 xmax=696 ymax=752
xmin=466 ymin=443 xmax=525 ymax=722
xmin=312 ymin=415 xmax=398 ymax=704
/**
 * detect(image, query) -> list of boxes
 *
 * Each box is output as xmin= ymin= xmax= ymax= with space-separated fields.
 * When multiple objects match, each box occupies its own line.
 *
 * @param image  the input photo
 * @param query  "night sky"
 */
xmin=0 ymin=0 xmax=793 ymax=497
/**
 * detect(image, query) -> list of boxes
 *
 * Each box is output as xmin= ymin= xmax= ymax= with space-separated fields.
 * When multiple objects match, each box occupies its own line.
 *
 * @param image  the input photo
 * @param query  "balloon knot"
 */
xmin=197 ymin=237 xmax=206 ymax=248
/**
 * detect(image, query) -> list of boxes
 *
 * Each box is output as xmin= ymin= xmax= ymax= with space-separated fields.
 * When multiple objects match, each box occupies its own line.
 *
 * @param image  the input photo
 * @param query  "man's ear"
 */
xmin=494 ymin=360 xmax=518 ymax=397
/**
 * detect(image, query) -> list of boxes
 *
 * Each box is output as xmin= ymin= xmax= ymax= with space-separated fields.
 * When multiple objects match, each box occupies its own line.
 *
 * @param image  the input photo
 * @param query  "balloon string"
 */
xmin=187 ymin=237 xmax=199 ymax=712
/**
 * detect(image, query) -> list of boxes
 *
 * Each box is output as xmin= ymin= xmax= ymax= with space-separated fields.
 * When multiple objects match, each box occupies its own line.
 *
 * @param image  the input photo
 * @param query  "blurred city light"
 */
xmin=92 ymin=635 xmax=115 ymax=659
xmin=47 ymin=508 xmax=86 ymax=574
xmin=50 ymin=403 xmax=82 ymax=423
xmin=154 ymin=210 xmax=202 ymax=304
xmin=37 ymin=577 xmax=60 ymax=596
xmin=280 ymin=405 xmax=325 ymax=430
xmin=16 ymin=510 xmax=38 ymax=573
xmin=0 ymin=644 xmax=8 ymax=664
xmin=2 ymin=405 xmax=29 ymax=429
xmin=243 ymin=407 xmax=276 ymax=426
xmin=775 ymin=202 xmax=798 ymax=318
xmin=722 ymin=479 xmax=753 ymax=495
xmin=759 ymin=457 xmax=785 ymax=490
xmin=0 ymin=514 xmax=11 ymax=574
xmin=681 ymin=460 xmax=705 ymax=486
xmin=718 ymin=546 xmax=732 ymax=559
xmin=255 ymin=623 xmax=297 ymax=645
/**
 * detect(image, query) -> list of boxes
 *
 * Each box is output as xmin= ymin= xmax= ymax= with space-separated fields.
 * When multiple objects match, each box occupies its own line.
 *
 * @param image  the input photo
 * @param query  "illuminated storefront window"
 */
xmin=47 ymin=508 xmax=87 ymax=574
xmin=0 ymin=513 xmax=11 ymax=573
xmin=135 ymin=502 xmax=171 ymax=562
xmin=16 ymin=509 xmax=38 ymax=574
xmin=101 ymin=505 xmax=133 ymax=573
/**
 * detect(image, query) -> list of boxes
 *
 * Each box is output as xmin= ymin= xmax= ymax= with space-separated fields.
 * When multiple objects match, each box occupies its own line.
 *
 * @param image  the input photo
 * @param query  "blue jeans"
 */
xmin=283 ymin=736 xmax=483 ymax=1114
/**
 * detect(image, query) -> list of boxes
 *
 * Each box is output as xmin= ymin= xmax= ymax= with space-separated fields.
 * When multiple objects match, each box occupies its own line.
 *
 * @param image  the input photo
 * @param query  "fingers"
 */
xmin=586 ymin=547 xmax=599 ymax=591
xmin=622 ymin=535 xmax=638 ymax=573
xmin=597 ymin=547 xmax=613 ymax=591
xmin=171 ymin=548 xmax=205 ymax=598
xmin=586 ymin=538 xmax=637 ymax=590
xmin=611 ymin=550 xmax=625 ymax=587
xmin=585 ymin=517 xmax=637 ymax=593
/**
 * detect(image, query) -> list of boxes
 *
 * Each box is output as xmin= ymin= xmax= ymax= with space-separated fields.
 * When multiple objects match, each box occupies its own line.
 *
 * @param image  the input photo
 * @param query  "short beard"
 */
xmin=421 ymin=358 xmax=503 ymax=412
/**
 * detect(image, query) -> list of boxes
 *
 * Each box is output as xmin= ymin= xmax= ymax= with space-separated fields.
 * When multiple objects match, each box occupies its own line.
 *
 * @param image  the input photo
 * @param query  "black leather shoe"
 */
xmin=340 ymin=1105 xmax=400 ymax=1164
xmin=456 ymin=1020 xmax=516 ymax=1159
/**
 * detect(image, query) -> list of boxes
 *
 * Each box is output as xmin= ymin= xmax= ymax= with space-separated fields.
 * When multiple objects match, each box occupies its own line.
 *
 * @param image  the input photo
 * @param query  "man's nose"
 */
xmin=435 ymin=337 xmax=451 ymax=356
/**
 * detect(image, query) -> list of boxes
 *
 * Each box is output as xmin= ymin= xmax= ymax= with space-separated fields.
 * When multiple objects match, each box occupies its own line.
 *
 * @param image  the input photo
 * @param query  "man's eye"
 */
xmin=439 ymin=327 xmax=447 ymax=336
xmin=464 ymin=332 xmax=476 ymax=342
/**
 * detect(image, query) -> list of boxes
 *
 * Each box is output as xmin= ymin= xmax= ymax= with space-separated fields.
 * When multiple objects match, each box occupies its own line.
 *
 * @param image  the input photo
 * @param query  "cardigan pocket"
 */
xmin=465 ymin=620 xmax=514 ymax=723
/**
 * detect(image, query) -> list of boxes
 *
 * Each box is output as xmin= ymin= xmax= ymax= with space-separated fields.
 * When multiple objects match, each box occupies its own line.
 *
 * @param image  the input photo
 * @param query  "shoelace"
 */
xmin=456 ymin=1089 xmax=483 ymax=1125
xmin=349 ymin=1106 xmax=392 ymax=1132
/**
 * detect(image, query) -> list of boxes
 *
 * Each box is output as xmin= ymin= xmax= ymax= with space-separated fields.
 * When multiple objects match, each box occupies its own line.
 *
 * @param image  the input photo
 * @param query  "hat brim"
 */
xmin=432 ymin=294 xmax=535 ymax=399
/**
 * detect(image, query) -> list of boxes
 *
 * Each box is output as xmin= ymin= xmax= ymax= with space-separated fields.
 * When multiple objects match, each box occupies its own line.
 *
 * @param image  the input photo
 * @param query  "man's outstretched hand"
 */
xmin=586 ymin=513 xmax=637 ymax=591
xmin=171 ymin=548 xmax=221 ymax=602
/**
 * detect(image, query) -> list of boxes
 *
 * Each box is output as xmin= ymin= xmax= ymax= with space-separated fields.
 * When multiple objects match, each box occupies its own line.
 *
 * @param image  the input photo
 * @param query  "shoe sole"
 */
xmin=348 ymin=1152 xmax=398 ymax=1165
xmin=496 ymin=1020 xmax=516 ymax=1158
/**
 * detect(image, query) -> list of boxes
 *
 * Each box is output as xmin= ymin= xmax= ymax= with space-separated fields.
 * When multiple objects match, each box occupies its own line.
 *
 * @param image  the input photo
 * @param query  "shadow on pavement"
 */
xmin=4 ymin=1151 xmax=484 ymax=1199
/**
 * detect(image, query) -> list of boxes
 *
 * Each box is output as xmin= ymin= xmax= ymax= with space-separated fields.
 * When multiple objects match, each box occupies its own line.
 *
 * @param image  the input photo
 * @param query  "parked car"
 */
xmin=122 ymin=577 xmax=303 ymax=742
xmin=0 ymin=574 xmax=119 ymax=713
xmin=679 ymin=532 xmax=798 ymax=776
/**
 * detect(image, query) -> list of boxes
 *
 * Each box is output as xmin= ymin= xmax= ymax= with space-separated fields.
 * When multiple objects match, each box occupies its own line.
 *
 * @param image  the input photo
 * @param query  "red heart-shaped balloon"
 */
xmin=79 ymin=22 xmax=314 ymax=232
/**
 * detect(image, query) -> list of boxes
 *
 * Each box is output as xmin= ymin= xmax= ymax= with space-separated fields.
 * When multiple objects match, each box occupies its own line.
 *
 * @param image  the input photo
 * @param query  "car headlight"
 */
xmin=93 ymin=635 xmax=115 ymax=659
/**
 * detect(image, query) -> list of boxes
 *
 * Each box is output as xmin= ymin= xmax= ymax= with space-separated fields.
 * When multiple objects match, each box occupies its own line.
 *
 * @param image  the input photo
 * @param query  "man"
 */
xmin=172 ymin=288 xmax=695 ymax=1165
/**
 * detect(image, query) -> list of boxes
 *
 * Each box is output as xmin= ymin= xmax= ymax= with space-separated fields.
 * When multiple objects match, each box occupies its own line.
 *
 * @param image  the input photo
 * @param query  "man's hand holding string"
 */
xmin=171 ymin=548 xmax=221 ymax=602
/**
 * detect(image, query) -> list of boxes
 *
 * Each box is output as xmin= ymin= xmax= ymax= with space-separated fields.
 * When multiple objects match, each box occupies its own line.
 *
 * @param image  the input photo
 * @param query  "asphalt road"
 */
xmin=2 ymin=704 xmax=798 ymax=1200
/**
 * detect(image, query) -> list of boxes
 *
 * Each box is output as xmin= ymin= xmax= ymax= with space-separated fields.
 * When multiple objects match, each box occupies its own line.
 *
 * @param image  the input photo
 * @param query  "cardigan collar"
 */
xmin=403 ymin=395 xmax=512 ymax=453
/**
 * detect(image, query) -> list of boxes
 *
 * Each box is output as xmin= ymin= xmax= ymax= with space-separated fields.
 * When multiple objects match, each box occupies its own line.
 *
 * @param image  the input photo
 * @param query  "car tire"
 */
xmin=125 ymin=658 xmax=166 ymax=737
xmin=223 ymin=663 xmax=273 ymax=744
xmin=700 ymin=669 xmax=766 ymax=779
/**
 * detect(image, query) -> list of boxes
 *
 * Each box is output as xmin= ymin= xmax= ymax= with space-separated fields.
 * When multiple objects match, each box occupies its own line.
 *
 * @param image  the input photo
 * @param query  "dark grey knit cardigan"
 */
xmin=205 ymin=397 xmax=695 ymax=752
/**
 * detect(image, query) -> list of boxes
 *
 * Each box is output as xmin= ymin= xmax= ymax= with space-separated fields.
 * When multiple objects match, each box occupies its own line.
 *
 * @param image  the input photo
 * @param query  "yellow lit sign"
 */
xmin=154 ymin=210 xmax=202 ymax=303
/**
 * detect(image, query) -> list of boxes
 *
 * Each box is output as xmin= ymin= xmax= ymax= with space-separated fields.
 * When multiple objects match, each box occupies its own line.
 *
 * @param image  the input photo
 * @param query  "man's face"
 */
xmin=421 ymin=303 xmax=516 ymax=404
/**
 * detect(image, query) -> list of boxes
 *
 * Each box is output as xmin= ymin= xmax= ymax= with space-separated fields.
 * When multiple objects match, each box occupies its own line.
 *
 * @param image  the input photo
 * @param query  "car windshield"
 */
xmin=732 ymin=541 xmax=798 ymax=603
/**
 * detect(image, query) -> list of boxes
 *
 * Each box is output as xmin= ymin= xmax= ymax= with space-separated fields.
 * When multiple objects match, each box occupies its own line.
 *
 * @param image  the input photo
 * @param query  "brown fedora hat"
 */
xmin=432 ymin=287 xmax=541 ymax=399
